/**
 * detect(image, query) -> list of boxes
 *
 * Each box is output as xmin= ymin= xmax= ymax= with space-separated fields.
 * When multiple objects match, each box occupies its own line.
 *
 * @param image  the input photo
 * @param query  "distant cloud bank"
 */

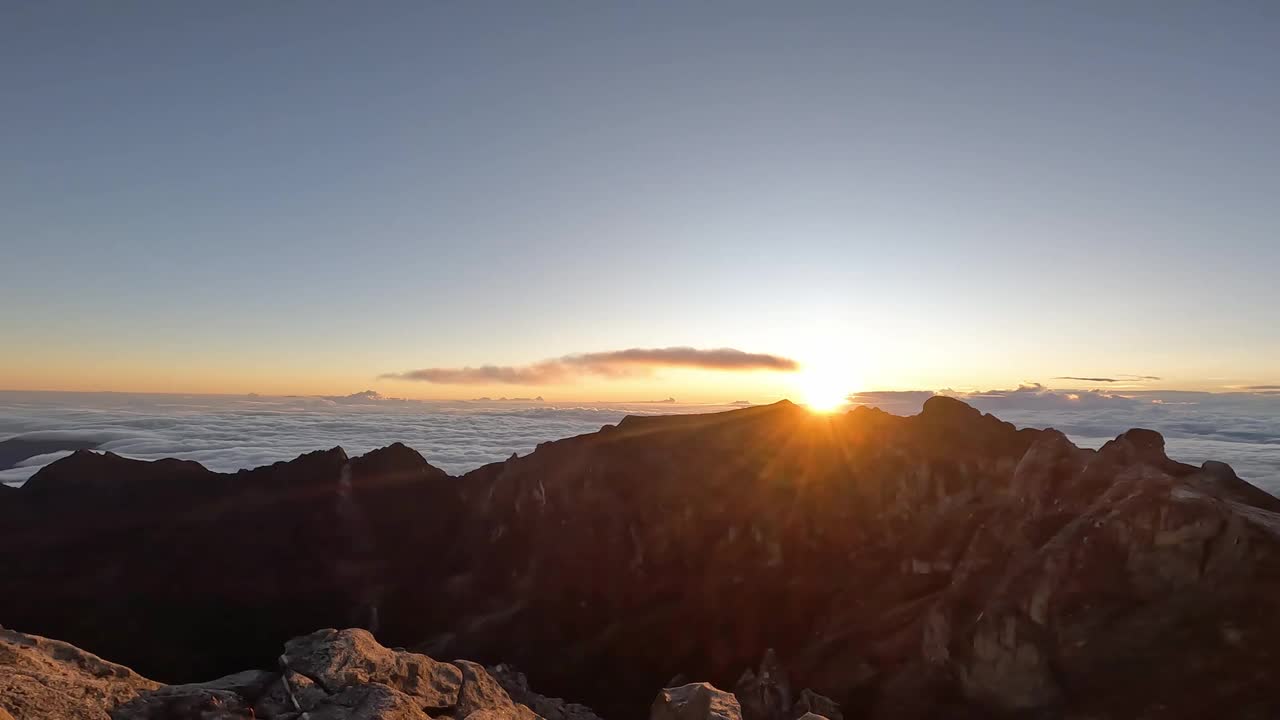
xmin=0 ymin=392 xmax=739 ymax=483
xmin=381 ymin=347 xmax=799 ymax=385
xmin=1 ymin=385 xmax=1276 ymax=494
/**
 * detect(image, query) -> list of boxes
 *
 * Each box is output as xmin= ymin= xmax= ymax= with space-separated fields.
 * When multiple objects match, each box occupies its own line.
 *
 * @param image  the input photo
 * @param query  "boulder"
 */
xmin=284 ymin=628 xmax=462 ymax=708
xmin=652 ymin=683 xmax=743 ymax=720
xmin=453 ymin=659 xmax=539 ymax=720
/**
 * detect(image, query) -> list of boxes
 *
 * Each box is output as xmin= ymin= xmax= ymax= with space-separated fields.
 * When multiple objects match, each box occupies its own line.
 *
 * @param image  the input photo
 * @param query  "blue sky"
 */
xmin=3 ymin=2 xmax=1277 ymax=399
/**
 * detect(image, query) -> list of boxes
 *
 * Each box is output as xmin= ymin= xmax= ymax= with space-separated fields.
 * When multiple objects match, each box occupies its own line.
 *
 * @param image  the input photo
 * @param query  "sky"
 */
xmin=3 ymin=2 xmax=1278 ymax=402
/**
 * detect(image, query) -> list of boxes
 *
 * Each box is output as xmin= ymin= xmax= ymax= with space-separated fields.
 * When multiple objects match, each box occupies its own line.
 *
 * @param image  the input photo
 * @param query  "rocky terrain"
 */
xmin=0 ymin=625 xmax=597 ymax=720
xmin=3 ymin=398 xmax=1279 ymax=718
xmin=1 ymin=623 xmax=818 ymax=720
xmin=0 ymin=626 xmax=159 ymax=719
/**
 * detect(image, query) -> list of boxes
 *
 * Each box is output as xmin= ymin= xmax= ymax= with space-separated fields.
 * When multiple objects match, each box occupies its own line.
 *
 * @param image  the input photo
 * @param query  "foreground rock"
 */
xmin=4 ymin=399 xmax=1280 ymax=718
xmin=651 ymin=683 xmax=742 ymax=720
xmin=0 ymin=627 xmax=160 ymax=720
xmin=107 ymin=628 xmax=574 ymax=720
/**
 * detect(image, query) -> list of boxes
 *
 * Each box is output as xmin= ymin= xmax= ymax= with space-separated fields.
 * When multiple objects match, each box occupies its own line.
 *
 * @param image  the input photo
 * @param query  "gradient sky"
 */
xmin=3 ymin=2 xmax=1277 ymax=401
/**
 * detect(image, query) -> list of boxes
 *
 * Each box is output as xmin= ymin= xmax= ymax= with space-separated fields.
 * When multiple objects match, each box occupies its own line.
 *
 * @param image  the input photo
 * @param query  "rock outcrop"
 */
xmin=651 ymin=684 xmax=742 ymax=720
xmin=0 ymin=627 xmax=160 ymax=720
xmin=105 ymin=628 xmax=571 ymax=720
xmin=3 ymin=399 xmax=1280 ymax=718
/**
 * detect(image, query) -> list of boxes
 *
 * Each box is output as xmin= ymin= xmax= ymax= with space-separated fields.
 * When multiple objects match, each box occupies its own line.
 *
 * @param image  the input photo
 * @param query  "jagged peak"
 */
xmin=276 ymin=445 xmax=349 ymax=468
xmin=348 ymin=443 xmax=451 ymax=487
xmin=919 ymin=394 xmax=982 ymax=421
xmin=352 ymin=442 xmax=432 ymax=469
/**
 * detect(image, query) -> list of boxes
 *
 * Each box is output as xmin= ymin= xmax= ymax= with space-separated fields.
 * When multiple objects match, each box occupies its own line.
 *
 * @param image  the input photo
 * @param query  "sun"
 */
xmin=795 ymin=366 xmax=854 ymax=413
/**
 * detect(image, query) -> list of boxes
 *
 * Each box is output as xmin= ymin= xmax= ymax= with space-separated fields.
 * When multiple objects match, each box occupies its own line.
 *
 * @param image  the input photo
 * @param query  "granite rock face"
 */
xmin=282 ymin=628 xmax=463 ymax=708
xmin=0 ymin=627 xmax=160 ymax=720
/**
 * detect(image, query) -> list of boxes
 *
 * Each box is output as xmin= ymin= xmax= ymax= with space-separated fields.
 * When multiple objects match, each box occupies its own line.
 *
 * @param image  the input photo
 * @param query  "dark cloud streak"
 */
xmin=1053 ymin=375 xmax=1162 ymax=383
xmin=382 ymin=347 xmax=799 ymax=385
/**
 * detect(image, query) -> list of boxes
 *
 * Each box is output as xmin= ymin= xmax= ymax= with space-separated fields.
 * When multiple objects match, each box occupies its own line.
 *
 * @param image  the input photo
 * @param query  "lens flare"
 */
xmin=796 ymin=366 xmax=853 ymax=413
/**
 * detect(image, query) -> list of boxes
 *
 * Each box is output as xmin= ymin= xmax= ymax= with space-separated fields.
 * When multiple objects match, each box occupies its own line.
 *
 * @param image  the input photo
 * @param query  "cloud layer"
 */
xmin=2 ymin=387 xmax=1276 ymax=495
xmin=0 ymin=392 xmax=736 ymax=484
xmin=382 ymin=347 xmax=799 ymax=385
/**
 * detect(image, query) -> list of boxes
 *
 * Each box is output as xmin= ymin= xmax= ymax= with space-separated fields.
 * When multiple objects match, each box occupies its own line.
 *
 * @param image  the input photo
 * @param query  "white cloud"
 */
xmin=0 ymin=392 xmax=739 ymax=484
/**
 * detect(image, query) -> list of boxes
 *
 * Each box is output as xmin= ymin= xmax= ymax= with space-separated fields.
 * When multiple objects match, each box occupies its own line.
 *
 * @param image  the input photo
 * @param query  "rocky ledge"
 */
xmin=0 ymin=626 xmax=159 ymax=720
xmin=2 ymin=625 xmax=804 ymax=720
xmin=0 ymin=626 xmax=597 ymax=720
xmin=114 ymin=627 xmax=587 ymax=720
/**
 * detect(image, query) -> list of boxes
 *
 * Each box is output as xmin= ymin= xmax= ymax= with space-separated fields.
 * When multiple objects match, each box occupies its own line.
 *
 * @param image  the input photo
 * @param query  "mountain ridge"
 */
xmin=2 ymin=400 xmax=1278 ymax=718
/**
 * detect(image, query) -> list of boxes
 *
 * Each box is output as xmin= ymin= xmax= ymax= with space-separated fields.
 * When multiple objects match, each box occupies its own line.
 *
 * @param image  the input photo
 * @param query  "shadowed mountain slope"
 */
xmin=2 ymin=398 xmax=1277 ymax=718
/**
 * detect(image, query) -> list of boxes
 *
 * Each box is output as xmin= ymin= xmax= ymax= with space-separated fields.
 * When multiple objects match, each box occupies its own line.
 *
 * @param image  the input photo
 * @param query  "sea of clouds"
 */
xmin=2 ymin=388 xmax=1276 ymax=493
xmin=0 ymin=391 xmax=729 ymax=485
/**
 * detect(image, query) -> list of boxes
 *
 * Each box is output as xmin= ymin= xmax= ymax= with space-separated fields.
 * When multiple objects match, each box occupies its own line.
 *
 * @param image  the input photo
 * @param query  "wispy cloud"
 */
xmin=381 ymin=347 xmax=799 ymax=385
xmin=1053 ymin=375 xmax=1161 ymax=383
xmin=959 ymin=383 xmax=1137 ymax=409
xmin=1243 ymin=385 xmax=1280 ymax=391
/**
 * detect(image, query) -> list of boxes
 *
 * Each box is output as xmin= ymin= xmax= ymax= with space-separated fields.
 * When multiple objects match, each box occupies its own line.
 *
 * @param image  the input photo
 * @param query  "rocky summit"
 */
xmin=1 ymin=625 xmax=597 ymax=720
xmin=3 ymin=398 xmax=1280 ymax=718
